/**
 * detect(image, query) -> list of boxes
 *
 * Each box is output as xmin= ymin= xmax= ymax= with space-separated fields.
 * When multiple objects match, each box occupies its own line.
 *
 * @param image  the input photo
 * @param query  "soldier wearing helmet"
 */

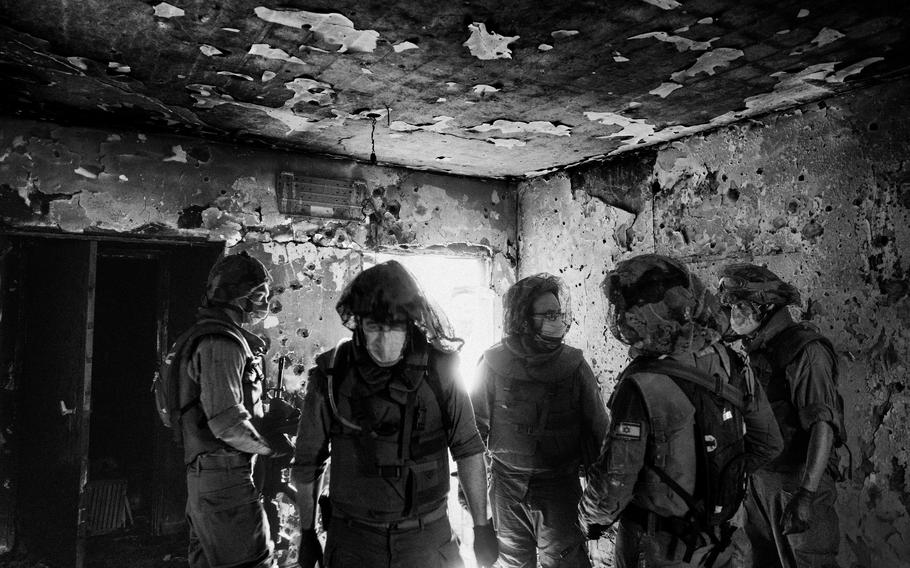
xmin=718 ymin=264 xmax=846 ymax=568
xmin=579 ymin=255 xmax=781 ymax=568
xmin=179 ymin=251 xmax=290 ymax=568
xmin=291 ymin=260 xmax=498 ymax=568
xmin=471 ymin=274 xmax=609 ymax=568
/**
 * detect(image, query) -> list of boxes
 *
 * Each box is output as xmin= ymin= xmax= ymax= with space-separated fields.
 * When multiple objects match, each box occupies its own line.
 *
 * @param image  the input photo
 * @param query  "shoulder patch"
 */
xmin=614 ymin=421 xmax=642 ymax=440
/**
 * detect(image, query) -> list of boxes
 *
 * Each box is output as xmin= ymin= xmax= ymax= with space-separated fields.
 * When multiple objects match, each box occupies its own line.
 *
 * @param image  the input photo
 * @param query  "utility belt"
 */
xmin=621 ymin=503 xmax=693 ymax=537
xmin=187 ymin=450 xmax=254 ymax=473
xmin=334 ymin=503 xmax=448 ymax=532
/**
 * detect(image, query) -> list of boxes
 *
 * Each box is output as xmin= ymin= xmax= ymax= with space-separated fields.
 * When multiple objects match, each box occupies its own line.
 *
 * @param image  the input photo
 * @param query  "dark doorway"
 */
xmin=3 ymin=234 xmax=224 ymax=568
xmin=87 ymin=255 xmax=160 ymax=534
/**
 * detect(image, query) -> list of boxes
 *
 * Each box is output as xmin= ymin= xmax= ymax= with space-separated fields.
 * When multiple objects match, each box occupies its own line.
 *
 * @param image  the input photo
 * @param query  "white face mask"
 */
xmin=729 ymin=302 xmax=761 ymax=336
xmin=539 ymin=319 xmax=567 ymax=339
xmin=240 ymin=283 xmax=270 ymax=324
xmin=362 ymin=319 xmax=408 ymax=367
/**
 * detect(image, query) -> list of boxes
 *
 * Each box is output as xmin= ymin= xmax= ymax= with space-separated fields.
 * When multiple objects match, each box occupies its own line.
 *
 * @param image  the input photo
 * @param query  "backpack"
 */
xmin=152 ymin=318 xmax=251 ymax=443
xmin=627 ymin=344 xmax=755 ymax=564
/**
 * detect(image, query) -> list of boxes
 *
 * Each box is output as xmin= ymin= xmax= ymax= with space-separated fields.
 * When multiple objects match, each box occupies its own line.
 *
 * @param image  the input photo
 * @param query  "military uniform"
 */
xmin=580 ymin=343 xmax=782 ymax=568
xmin=735 ymin=308 xmax=844 ymax=568
xmin=292 ymin=337 xmax=486 ymax=568
xmin=473 ymin=337 xmax=608 ymax=568
xmin=180 ymin=307 xmax=276 ymax=568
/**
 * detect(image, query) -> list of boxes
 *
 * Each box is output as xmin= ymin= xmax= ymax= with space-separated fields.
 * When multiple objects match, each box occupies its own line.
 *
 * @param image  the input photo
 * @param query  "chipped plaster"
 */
xmin=254 ymin=7 xmax=379 ymax=54
xmin=469 ymin=120 xmax=570 ymax=137
xmin=517 ymin=78 xmax=910 ymax=568
xmin=0 ymin=117 xmax=516 ymax=388
xmin=152 ymin=2 xmax=184 ymax=18
xmin=463 ymin=23 xmax=519 ymax=60
xmin=670 ymin=48 xmax=744 ymax=82
xmin=628 ymin=31 xmax=717 ymax=52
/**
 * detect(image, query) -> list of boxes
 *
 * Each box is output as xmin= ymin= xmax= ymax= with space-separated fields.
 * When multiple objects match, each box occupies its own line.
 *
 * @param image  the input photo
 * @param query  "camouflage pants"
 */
xmin=490 ymin=470 xmax=590 ymax=568
xmin=185 ymin=452 xmax=276 ymax=568
xmin=732 ymin=471 xmax=840 ymax=568
xmin=324 ymin=514 xmax=462 ymax=568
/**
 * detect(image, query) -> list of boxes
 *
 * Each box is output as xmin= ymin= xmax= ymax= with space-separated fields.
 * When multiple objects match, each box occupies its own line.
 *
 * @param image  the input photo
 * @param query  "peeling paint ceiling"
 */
xmin=1 ymin=0 xmax=907 ymax=179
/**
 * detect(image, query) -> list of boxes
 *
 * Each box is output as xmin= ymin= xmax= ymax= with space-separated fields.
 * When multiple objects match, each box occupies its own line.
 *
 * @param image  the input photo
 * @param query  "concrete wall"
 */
xmin=516 ymin=78 xmax=910 ymax=568
xmin=0 ymin=118 xmax=517 ymax=392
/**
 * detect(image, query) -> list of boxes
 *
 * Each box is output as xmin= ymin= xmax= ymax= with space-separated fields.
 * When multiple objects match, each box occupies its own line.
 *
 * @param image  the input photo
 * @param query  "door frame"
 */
xmin=2 ymin=229 xmax=224 ymax=567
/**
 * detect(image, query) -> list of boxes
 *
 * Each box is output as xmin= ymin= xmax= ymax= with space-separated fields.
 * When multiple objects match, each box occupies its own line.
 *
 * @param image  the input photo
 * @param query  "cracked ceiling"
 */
xmin=1 ymin=0 xmax=908 ymax=179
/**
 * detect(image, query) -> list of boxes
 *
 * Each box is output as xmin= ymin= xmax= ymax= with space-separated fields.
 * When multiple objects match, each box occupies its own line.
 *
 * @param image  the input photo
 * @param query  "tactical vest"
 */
xmin=749 ymin=323 xmax=844 ymax=472
xmin=484 ymin=343 xmax=586 ymax=473
xmin=622 ymin=372 xmax=697 ymax=519
xmin=320 ymin=340 xmax=451 ymax=522
xmin=179 ymin=320 xmax=266 ymax=464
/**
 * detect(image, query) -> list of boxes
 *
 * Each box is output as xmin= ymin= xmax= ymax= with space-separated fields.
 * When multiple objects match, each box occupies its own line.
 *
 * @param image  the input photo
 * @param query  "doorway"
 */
xmin=86 ymin=254 xmax=160 ymax=535
xmin=5 ymin=234 xmax=223 ymax=568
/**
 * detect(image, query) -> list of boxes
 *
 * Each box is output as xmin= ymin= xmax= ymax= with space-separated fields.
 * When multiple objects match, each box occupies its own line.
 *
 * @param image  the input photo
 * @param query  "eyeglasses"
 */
xmin=362 ymin=319 xmax=408 ymax=332
xmin=532 ymin=311 xmax=568 ymax=322
xmin=718 ymin=276 xmax=782 ymax=294
xmin=244 ymin=283 xmax=270 ymax=303
xmin=718 ymin=276 xmax=747 ymax=291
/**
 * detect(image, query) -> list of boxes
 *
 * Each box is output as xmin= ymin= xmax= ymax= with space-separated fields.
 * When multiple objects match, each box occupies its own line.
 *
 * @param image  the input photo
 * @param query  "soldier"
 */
xmin=472 ymin=273 xmax=609 ymax=567
xmin=718 ymin=264 xmax=846 ymax=568
xmin=179 ymin=252 xmax=293 ymax=568
xmin=291 ymin=260 xmax=499 ymax=568
xmin=580 ymin=254 xmax=782 ymax=568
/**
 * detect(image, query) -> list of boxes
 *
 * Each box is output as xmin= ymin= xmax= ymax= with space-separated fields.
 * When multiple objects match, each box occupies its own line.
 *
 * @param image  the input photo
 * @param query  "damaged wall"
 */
xmin=517 ymin=77 xmax=910 ymax=567
xmin=0 ymin=118 xmax=516 ymax=558
xmin=0 ymin=117 xmax=517 ymax=389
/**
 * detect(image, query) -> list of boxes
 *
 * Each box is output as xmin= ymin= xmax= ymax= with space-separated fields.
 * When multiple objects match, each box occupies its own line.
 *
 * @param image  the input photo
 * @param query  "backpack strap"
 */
xmin=421 ymin=354 xmax=452 ymax=437
xmin=325 ymin=339 xmax=362 ymax=432
xmin=629 ymin=358 xmax=747 ymax=409
xmin=174 ymin=318 xmax=252 ymax=419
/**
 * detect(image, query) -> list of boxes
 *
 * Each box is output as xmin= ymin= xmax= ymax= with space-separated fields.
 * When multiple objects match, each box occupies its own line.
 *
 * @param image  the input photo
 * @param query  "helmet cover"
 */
xmin=603 ymin=254 xmax=725 ymax=356
xmin=717 ymin=264 xmax=801 ymax=307
xmin=205 ymin=251 xmax=271 ymax=305
xmin=336 ymin=260 xmax=463 ymax=353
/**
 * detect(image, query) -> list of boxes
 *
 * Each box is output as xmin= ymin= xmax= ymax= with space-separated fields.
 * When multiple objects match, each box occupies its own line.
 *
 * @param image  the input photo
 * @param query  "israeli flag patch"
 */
xmin=615 ymin=421 xmax=642 ymax=440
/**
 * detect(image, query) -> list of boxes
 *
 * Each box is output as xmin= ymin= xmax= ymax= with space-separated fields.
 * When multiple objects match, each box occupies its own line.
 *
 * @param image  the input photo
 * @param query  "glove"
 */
xmin=298 ymin=528 xmax=323 ymax=568
xmin=781 ymin=487 xmax=815 ymax=535
xmin=584 ymin=522 xmax=611 ymax=540
xmin=473 ymin=521 xmax=499 ymax=568
xmin=264 ymin=431 xmax=295 ymax=459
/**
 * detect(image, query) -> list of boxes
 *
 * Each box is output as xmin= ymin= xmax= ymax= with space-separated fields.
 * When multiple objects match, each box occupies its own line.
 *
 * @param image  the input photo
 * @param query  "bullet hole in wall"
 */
xmin=177 ymin=204 xmax=206 ymax=228
xmin=872 ymin=235 xmax=890 ymax=247
xmin=187 ymin=146 xmax=211 ymax=163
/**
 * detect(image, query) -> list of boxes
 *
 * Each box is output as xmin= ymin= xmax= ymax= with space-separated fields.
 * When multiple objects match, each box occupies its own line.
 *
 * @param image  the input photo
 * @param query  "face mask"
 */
xmin=729 ymin=302 xmax=761 ymax=336
xmin=240 ymin=284 xmax=270 ymax=324
xmin=363 ymin=325 xmax=408 ymax=367
xmin=539 ymin=319 xmax=567 ymax=340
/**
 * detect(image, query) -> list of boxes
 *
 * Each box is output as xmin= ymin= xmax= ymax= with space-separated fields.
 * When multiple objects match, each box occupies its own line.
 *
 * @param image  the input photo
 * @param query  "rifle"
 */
xmin=259 ymin=354 xmax=302 ymax=548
